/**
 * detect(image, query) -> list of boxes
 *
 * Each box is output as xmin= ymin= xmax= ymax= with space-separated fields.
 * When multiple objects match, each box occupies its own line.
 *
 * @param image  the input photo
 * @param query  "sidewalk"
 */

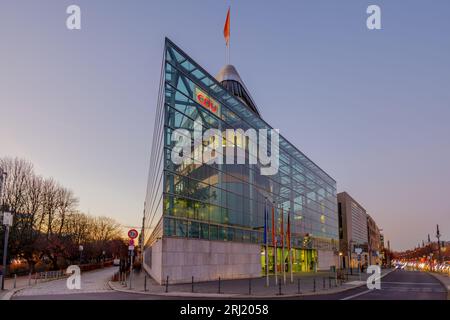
xmin=109 ymin=269 xmax=392 ymax=298
xmin=1 ymin=271 xmax=66 ymax=300
xmin=428 ymin=272 xmax=450 ymax=300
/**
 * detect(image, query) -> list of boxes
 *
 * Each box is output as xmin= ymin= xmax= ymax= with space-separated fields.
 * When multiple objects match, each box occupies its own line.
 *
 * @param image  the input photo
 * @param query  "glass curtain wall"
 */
xmin=145 ymin=39 xmax=339 ymax=265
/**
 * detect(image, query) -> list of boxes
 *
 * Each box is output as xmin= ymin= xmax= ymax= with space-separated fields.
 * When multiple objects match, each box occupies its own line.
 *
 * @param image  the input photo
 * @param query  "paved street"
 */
xmin=301 ymin=269 xmax=447 ymax=300
xmin=10 ymin=268 xmax=447 ymax=300
xmin=11 ymin=266 xmax=118 ymax=299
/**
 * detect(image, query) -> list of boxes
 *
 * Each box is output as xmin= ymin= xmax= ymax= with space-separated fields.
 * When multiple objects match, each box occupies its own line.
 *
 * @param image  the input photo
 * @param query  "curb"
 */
xmin=107 ymin=269 xmax=395 ymax=299
xmin=428 ymin=272 xmax=450 ymax=300
xmin=1 ymin=287 xmax=28 ymax=301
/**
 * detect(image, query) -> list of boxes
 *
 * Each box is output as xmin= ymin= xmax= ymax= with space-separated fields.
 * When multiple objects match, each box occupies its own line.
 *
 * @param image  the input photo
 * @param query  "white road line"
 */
xmin=382 ymin=282 xmax=440 ymax=286
xmin=341 ymin=289 xmax=373 ymax=300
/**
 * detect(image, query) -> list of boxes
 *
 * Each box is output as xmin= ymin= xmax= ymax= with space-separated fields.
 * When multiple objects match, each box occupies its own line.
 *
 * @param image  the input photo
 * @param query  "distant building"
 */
xmin=337 ymin=192 xmax=369 ymax=269
xmin=367 ymin=214 xmax=381 ymax=265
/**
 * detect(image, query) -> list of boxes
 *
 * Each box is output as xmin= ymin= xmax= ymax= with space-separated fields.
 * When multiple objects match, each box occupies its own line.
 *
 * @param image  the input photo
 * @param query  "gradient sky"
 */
xmin=1 ymin=0 xmax=449 ymax=251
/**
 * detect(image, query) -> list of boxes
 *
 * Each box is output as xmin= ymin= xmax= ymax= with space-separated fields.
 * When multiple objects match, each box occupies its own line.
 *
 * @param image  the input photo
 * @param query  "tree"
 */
xmin=0 ymin=156 xmax=127 ymax=271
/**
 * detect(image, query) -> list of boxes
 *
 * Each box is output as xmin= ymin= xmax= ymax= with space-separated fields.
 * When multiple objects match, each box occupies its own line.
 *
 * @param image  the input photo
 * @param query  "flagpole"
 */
xmin=272 ymin=201 xmax=277 ymax=286
xmin=282 ymin=205 xmax=286 ymax=285
xmin=289 ymin=210 xmax=293 ymax=283
xmin=265 ymin=198 xmax=269 ymax=287
xmin=228 ymin=5 xmax=231 ymax=64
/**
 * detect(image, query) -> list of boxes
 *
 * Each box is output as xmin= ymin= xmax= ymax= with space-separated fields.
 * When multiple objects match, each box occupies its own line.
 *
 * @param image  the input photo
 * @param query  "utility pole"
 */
xmin=140 ymin=208 xmax=145 ymax=264
xmin=436 ymin=225 xmax=442 ymax=263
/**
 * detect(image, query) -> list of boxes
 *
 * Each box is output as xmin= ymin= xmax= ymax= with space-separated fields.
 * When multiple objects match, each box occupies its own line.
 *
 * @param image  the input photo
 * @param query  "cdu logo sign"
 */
xmin=366 ymin=265 xmax=381 ymax=290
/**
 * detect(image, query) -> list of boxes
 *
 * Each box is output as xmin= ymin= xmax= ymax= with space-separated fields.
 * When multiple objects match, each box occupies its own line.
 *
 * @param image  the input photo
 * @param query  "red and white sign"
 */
xmin=195 ymin=87 xmax=219 ymax=114
xmin=128 ymin=229 xmax=138 ymax=239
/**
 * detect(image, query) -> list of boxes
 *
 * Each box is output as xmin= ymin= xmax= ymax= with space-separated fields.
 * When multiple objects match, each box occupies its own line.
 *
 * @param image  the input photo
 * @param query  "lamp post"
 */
xmin=79 ymin=245 xmax=84 ymax=265
xmin=0 ymin=169 xmax=6 ymax=207
xmin=1 ymin=169 xmax=10 ymax=291
xmin=436 ymin=225 xmax=442 ymax=264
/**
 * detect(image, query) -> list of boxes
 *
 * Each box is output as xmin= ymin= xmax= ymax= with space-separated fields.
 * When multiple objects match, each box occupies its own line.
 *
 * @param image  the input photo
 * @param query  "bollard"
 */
xmin=313 ymin=278 xmax=316 ymax=292
xmin=35 ymin=272 xmax=38 ymax=285
xmin=45 ymin=272 xmax=48 ymax=281
xmin=323 ymin=277 xmax=326 ymax=290
xmin=248 ymin=278 xmax=252 ymax=295
xmin=165 ymin=276 xmax=169 ymax=293
xmin=191 ymin=276 xmax=194 ymax=293
xmin=14 ymin=274 xmax=17 ymax=288
xmin=297 ymin=278 xmax=301 ymax=294
xmin=329 ymin=277 xmax=331 ymax=289
xmin=28 ymin=272 xmax=32 ymax=286
xmin=278 ymin=279 xmax=282 ymax=295
xmin=218 ymin=277 xmax=221 ymax=294
xmin=144 ymin=275 xmax=147 ymax=292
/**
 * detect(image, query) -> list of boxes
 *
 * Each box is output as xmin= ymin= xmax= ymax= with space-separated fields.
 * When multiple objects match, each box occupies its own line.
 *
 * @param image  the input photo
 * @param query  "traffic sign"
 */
xmin=355 ymin=248 xmax=363 ymax=255
xmin=1 ymin=211 xmax=13 ymax=226
xmin=128 ymin=245 xmax=135 ymax=251
xmin=128 ymin=229 xmax=138 ymax=239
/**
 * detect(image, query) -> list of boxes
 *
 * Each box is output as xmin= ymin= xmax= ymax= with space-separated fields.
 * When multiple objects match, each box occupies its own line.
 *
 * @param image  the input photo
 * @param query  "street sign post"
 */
xmin=354 ymin=248 xmax=363 ymax=281
xmin=127 ymin=229 xmax=138 ymax=290
xmin=1 ymin=211 xmax=13 ymax=290
xmin=128 ymin=229 xmax=138 ymax=239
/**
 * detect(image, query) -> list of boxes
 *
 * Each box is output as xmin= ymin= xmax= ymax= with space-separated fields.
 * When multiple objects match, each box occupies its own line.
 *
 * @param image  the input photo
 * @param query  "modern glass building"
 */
xmin=143 ymin=38 xmax=339 ymax=284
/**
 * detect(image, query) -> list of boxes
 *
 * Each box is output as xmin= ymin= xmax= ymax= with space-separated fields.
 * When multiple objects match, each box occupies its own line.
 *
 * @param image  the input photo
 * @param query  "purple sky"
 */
xmin=1 ymin=0 xmax=449 ymax=250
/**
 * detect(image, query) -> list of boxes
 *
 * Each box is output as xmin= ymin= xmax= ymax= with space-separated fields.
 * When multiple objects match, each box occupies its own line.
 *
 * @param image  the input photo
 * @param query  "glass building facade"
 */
xmin=143 ymin=39 xmax=338 ymax=274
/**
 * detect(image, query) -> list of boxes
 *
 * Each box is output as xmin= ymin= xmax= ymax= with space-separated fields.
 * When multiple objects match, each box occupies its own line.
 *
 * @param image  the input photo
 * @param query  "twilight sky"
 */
xmin=1 ymin=0 xmax=449 ymax=251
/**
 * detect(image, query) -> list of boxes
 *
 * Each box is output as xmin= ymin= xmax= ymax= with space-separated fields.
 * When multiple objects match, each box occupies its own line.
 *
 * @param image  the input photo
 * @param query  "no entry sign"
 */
xmin=128 ymin=229 xmax=138 ymax=239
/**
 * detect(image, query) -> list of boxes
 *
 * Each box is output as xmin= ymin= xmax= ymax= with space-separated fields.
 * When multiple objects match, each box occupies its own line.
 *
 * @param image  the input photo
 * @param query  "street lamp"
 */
xmin=79 ymin=245 xmax=84 ymax=265
xmin=0 ymin=169 xmax=6 ymax=206
xmin=1 ymin=209 xmax=13 ymax=290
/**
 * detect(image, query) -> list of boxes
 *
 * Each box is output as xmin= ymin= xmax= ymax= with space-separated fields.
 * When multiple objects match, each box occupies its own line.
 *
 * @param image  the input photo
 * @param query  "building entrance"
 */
xmin=261 ymin=247 xmax=317 ymax=274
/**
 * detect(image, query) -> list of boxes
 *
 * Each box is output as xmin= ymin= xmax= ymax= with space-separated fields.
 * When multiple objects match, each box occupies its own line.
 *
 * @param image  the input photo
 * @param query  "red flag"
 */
xmin=223 ymin=7 xmax=231 ymax=47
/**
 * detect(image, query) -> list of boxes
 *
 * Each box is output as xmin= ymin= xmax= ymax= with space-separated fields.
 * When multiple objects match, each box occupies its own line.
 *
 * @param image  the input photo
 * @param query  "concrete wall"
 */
xmin=146 ymin=237 xmax=261 ymax=284
xmin=143 ymin=239 xmax=163 ymax=283
xmin=144 ymin=238 xmax=339 ymax=284
xmin=317 ymin=250 xmax=337 ymax=271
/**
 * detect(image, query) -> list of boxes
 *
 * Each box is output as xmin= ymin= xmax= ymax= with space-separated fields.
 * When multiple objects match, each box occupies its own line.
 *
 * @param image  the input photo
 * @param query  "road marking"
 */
xmin=341 ymin=289 xmax=373 ymax=300
xmin=382 ymin=282 xmax=440 ymax=286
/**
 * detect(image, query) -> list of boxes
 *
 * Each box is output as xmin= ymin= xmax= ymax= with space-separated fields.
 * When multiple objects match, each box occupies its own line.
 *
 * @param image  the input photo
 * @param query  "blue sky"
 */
xmin=1 ymin=0 xmax=449 ymax=250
